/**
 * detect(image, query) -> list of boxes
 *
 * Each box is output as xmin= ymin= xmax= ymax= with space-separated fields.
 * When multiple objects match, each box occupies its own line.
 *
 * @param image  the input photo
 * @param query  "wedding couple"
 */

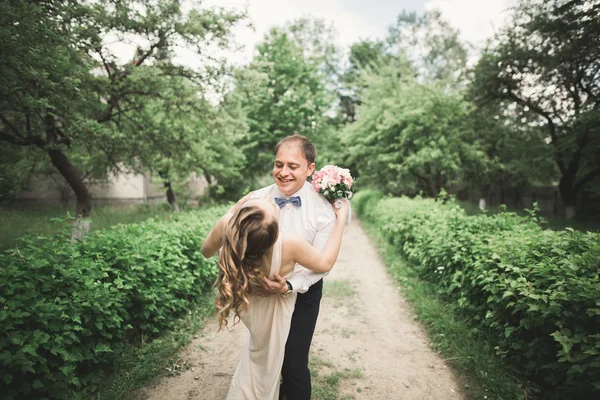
xmin=201 ymin=134 xmax=349 ymax=399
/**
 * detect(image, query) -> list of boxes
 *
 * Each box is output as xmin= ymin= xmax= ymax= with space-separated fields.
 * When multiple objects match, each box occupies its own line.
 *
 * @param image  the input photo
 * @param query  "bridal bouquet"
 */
xmin=311 ymin=165 xmax=355 ymax=209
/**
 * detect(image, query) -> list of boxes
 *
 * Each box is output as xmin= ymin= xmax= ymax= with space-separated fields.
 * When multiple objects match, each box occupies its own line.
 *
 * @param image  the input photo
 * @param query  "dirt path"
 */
xmin=136 ymin=217 xmax=463 ymax=400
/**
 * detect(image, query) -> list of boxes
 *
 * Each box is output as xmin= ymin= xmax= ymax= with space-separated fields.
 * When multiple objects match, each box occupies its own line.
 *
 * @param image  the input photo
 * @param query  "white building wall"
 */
xmin=18 ymin=169 xmax=207 ymax=204
xmin=88 ymin=171 xmax=146 ymax=199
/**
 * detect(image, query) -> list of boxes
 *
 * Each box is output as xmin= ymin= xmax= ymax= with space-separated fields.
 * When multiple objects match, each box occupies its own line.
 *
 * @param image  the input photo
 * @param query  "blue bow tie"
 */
xmin=274 ymin=196 xmax=302 ymax=208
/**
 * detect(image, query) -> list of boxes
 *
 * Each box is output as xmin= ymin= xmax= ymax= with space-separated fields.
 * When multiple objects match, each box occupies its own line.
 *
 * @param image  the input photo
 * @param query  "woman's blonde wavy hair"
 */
xmin=215 ymin=205 xmax=279 ymax=330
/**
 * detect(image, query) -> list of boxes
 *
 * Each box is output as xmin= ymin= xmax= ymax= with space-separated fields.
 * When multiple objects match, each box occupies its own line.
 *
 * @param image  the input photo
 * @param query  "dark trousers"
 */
xmin=279 ymin=279 xmax=323 ymax=400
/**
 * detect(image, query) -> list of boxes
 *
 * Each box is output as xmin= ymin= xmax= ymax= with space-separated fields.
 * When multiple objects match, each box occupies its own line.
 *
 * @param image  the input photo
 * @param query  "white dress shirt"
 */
xmin=252 ymin=181 xmax=336 ymax=293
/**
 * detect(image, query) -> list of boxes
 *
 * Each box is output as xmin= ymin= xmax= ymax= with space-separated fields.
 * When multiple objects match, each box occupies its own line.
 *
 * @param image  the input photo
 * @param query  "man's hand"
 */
xmin=253 ymin=273 xmax=288 ymax=297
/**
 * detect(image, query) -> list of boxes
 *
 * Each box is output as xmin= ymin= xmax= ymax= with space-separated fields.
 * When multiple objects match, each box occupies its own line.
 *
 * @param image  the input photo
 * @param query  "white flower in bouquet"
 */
xmin=311 ymin=165 xmax=355 ymax=208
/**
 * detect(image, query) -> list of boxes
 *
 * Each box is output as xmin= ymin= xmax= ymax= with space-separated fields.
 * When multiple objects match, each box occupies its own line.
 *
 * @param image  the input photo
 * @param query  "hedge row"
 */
xmin=0 ymin=206 xmax=226 ymax=399
xmin=354 ymin=191 xmax=600 ymax=397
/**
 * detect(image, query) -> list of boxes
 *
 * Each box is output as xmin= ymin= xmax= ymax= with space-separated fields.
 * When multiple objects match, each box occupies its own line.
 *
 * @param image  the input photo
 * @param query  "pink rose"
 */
xmin=311 ymin=165 xmax=354 ymax=196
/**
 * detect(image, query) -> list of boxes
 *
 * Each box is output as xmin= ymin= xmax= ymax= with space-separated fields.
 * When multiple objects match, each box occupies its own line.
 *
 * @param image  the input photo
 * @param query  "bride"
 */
xmin=201 ymin=195 xmax=348 ymax=399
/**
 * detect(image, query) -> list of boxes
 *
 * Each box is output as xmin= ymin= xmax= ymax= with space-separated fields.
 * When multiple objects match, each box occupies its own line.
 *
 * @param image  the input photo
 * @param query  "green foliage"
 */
xmin=470 ymin=0 xmax=600 ymax=211
xmin=352 ymin=190 xmax=383 ymax=217
xmin=81 ymin=296 xmax=214 ymax=399
xmin=0 ymin=145 xmax=37 ymax=202
xmin=343 ymin=61 xmax=486 ymax=197
xmin=284 ymin=17 xmax=341 ymax=81
xmin=236 ymin=18 xmax=337 ymax=179
xmin=354 ymin=190 xmax=600 ymax=397
xmin=0 ymin=206 xmax=227 ymax=399
xmin=134 ymin=83 xmax=248 ymax=203
xmin=360 ymin=217 xmax=533 ymax=399
xmin=387 ymin=9 xmax=468 ymax=86
xmin=344 ymin=40 xmax=389 ymax=85
xmin=465 ymin=104 xmax=557 ymax=193
xmin=0 ymin=0 xmax=246 ymax=214
xmin=0 ymin=203 xmax=177 ymax=251
xmin=337 ymin=39 xmax=390 ymax=123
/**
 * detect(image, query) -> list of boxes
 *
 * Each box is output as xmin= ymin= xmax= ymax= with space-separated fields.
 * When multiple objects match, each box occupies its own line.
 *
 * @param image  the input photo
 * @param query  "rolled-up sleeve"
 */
xmin=287 ymin=211 xmax=336 ymax=293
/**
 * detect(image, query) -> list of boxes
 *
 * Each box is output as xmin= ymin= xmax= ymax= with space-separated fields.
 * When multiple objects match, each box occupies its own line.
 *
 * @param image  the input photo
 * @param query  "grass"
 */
xmin=360 ymin=219 xmax=539 ymax=400
xmin=323 ymin=280 xmax=357 ymax=299
xmin=310 ymin=356 xmax=363 ymax=400
xmin=457 ymin=200 xmax=600 ymax=233
xmin=76 ymin=295 xmax=216 ymax=400
xmin=0 ymin=202 xmax=177 ymax=250
xmin=323 ymin=280 xmax=357 ymax=311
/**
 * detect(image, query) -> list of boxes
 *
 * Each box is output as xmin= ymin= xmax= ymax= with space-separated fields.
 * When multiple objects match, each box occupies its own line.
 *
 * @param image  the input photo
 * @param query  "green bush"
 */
xmin=354 ymin=191 xmax=600 ymax=397
xmin=0 ymin=206 xmax=226 ymax=399
xmin=352 ymin=189 xmax=383 ymax=217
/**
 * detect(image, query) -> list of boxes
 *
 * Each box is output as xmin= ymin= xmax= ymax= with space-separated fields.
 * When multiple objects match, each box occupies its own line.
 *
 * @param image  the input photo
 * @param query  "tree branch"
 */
xmin=0 ymin=113 xmax=24 ymax=138
xmin=96 ymin=48 xmax=114 ymax=80
xmin=409 ymin=168 xmax=431 ymax=187
xmin=131 ymin=31 xmax=170 ymax=67
xmin=159 ymin=68 xmax=205 ymax=85
xmin=95 ymin=32 xmax=169 ymax=124
xmin=26 ymin=111 xmax=32 ymax=136
xmin=97 ymin=87 xmax=164 ymax=124
xmin=98 ymin=142 xmax=124 ymax=174
xmin=505 ymin=90 xmax=566 ymax=173
xmin=0 ymin=131 xmax=22 ymax=145
xmin=574 ymin=166 xmax=600 ymax=193
xmin=0 ymin=130 xmax=45 ymax=147
xmin=575 ymin=64 xmax=597 ymax=109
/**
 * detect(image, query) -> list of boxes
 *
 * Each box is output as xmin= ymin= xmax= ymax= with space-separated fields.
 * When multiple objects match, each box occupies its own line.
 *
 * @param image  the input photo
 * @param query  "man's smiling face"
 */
xmin=272 ymin=143 xmax=315 ymax=196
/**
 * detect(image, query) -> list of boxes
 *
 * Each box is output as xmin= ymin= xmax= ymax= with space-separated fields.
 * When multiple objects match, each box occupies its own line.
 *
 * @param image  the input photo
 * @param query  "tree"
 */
xmin=343 ymin=59 xmax=485 ymax=197
xmin=387 ymin=9 xmax=469 ymax=87
xmin=285 ymin=17 xmax=341 ymax=82
xmin=284 ymin=17 xmax=347 ymax=166
xmin=338 ymin=39 xmax=390 ymax=123
xmin=0 ymin=146 xmax=38 ymax=202
xmin=236 ymin=24 xmax=334 ymax=178
xmin=115 ymin=69 xmax=247 ymax=209
xmin=338 ymin=9 xmax=467 ymax=126
xmin=471 ymin=0 xmax=600 ymax=218
xmin=0 ymin=0 xmax=245 ymax=226
xmin=466 ymin=104 xmax=557 ymax=209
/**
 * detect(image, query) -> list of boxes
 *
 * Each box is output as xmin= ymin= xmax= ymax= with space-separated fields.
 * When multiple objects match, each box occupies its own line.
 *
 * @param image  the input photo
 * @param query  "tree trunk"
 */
xmin=558 ymin=176 xmax=577 ymax=220
xmin=159 ymin=169 xmax=180 ymax=212
xmin=479 ymin=185 xmax=490 ymax=210
xmin=47 ymin=148 xmax=92 ymax=239
xmin=164 ymin=181 xmax=179 ymax=212
xmin=429 ymin=180 xmax=440 ymax=199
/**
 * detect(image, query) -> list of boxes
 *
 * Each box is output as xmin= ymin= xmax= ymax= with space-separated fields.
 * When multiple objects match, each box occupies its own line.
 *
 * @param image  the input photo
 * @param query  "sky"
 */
xmin=107 ymin=0 xmax=519 ymax=70
xmin=196 ymin=0 xmax=519 ymax=66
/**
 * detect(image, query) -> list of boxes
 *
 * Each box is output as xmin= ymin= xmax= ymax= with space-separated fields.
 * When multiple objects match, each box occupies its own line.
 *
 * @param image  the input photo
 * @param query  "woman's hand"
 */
xmin=228 ymin=191 xmax=256 ymax=215
xmin=333 ymin=199 xmax=349 ymax=221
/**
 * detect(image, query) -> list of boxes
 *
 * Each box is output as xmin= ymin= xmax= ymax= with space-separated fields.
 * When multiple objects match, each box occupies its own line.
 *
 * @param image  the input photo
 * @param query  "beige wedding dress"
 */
xmin=226 ymin=236 xmax=297 ymax=400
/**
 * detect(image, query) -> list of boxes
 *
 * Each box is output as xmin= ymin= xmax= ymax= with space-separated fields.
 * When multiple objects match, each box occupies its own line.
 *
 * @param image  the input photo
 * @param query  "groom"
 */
xmin=251 ymin=134 xmax=336 ymax=400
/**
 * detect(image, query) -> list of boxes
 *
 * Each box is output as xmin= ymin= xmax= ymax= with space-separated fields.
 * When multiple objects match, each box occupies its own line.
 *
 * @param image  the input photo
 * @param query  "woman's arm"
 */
xmin=201 ymin=212 xmax=232 ymax=258
xmin=200 ymin=191 xmax=255 ymax=258
xmin=286 ymin=200 xmax=349 ymax=273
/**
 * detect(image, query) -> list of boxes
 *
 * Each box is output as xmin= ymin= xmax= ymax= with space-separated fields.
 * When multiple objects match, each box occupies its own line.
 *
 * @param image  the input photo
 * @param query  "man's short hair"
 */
xmin=274 ymin=134 xmax=317 ymax=164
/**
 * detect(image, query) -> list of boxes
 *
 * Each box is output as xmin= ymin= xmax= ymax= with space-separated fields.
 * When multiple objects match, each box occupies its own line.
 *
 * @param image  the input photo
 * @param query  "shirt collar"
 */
xmin=273 ymin=181 xmax=309 ymax=198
